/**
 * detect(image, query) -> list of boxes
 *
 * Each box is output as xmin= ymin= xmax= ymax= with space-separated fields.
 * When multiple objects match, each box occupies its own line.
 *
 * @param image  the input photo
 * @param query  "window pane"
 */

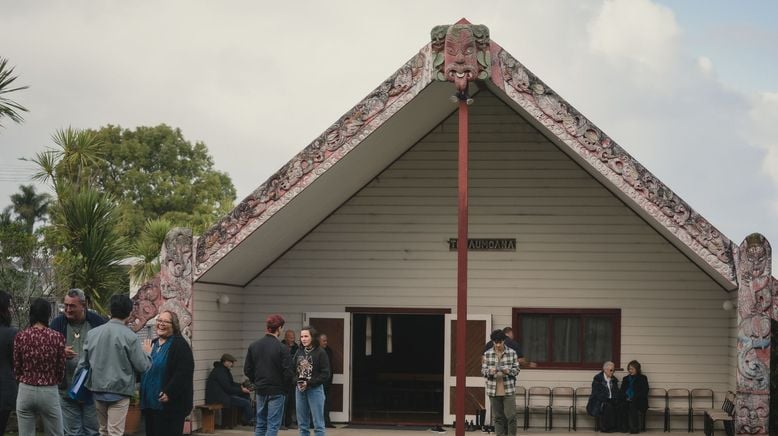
xmin=521 ymin=315 xmax=548 ymax=362
xmin=552 ymin=317 xmax=580 ymax=362
xmin=583 ymin=317 xmax=612 ymax=362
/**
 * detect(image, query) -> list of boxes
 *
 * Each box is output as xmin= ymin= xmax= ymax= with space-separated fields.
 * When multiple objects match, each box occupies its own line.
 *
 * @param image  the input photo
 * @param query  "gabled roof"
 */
xmin=194 ymin=22 xmax=739 ymax=290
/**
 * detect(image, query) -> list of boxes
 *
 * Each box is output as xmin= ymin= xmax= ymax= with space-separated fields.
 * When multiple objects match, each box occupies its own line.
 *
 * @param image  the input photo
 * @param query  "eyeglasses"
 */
xmin=156 ymin=320 xmax=172 ymax=325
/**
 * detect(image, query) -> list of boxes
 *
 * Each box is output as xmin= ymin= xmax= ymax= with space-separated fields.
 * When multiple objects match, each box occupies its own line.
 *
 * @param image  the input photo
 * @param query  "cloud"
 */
xmin=588 ymin=0 xmax=680 ymax=75
xmin=748 ymin=92 xmax=778 ymax=214
xmin=697 ymin=56 xmax=714 ymax=77
xmin=1 ymin=0 xmax=776 ymax=273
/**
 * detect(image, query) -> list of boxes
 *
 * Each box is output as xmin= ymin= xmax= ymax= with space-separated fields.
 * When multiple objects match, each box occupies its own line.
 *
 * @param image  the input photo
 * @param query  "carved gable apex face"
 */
xmin=431 ymin=23 xmax=490 ymax=93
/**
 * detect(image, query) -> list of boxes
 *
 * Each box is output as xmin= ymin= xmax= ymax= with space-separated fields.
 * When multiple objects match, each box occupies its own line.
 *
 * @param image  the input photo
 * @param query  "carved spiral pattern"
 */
xmin=194 ymin=48 xmax=430 ymax=278
xmin=494 ymin=48 xmax=736 ymax=283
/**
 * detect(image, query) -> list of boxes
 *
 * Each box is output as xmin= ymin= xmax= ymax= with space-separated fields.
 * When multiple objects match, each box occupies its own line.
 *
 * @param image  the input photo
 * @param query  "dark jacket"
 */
xmin=159 ymin=334 xmax=194 ymax=415
xmin=283 ymin=340 xmax=299 ymax=359
xmin=620 ymin=373 xmax=649 ymax=411
xmin=322 ymin=346 xmax=334 ymax=385
xmin=245 ymin=334 xmax=292 ymax=396
xmin=0 ymin=325 xmax=18 ymax=411
xmin=205 ymin=361 xmax=244 ymax=407
xmin=292 ymin=346 xmax=331 ymax=388
xmin=50 ymin=310 xmax=106 ymax=337
xmin=586 ymin=371 xmax=619 ymax=417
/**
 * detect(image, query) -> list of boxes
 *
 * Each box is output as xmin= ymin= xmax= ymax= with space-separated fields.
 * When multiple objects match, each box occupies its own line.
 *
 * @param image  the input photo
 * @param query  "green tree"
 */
xmin=129 ymin=218 xmax=172 ymax=285
xmin=28 ymin=127 xmax=127 ymax=312
xmin=28 ymin=127 xmax=105 ymax=194
xmin=7 ymin=184 xmax=51 ymax=233
xmin=50 ymin=188 xmax=127 ymax=313
xmin=0 ymin=57 xmax=29 ymax=128
xmin=88 ymin=124 xmax=235 ymax=239
xmin=0 ymin=216 xmax=52 ymax=327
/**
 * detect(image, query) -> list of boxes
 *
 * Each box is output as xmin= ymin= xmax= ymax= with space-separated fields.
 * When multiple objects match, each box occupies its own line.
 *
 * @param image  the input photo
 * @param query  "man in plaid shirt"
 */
xmin=481 ymin=329 xmax=520 ymax=436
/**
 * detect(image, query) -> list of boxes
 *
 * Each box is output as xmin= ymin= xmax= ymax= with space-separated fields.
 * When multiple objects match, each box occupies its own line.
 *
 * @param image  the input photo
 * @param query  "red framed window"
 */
xmin=512 ymin=308 xmax=621 ymax=370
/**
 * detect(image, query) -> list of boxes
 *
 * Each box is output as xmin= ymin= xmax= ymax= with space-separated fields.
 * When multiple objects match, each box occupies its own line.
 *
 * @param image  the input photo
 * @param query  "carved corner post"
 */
xmin=127 ymin=228 xmax=195 ymax=342
xmin=734 ymin=233 xmax=772 ymax=434
xmin=431 ymin=20 xmax=489 ymax=436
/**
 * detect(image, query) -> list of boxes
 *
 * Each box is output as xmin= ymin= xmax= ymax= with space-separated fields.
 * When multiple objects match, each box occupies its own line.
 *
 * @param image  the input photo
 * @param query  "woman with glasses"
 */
xmin=140 ymin=310 xmax=194 ymax=436
xmin=619 ymin=360 xmax=649 ymax=433
xmin=586 ymin=361 xmax=620 ymax=433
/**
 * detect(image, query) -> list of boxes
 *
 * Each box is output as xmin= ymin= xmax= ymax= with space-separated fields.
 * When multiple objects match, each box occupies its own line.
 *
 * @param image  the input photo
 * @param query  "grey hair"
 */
xmin=603 ymin=361 xmax=615 ymax=371
xmin=67 ymin=288 xmax=87 ymax=305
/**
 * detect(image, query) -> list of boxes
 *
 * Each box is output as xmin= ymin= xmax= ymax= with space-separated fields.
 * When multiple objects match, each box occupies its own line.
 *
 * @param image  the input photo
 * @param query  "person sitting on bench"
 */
xmin=587 ymin=361 xmax=620 ymax=433
xmin=206 ymin=353 xmax=254 ymax=426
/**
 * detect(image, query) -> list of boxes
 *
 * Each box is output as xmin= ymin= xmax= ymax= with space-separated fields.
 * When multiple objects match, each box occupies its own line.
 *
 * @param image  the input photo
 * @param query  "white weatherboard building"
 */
xmin=133 ymin=21 xmax=774 ymax=434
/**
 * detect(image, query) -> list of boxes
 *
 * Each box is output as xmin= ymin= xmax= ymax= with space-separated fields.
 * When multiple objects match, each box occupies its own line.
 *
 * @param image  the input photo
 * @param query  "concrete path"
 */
xmin=208 ymin=424 xmax=701 ymax=435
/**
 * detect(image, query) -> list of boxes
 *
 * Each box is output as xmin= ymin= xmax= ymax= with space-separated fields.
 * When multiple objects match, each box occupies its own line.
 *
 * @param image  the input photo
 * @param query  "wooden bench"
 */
xmin=196 ymin=403 xmax=223 ymax=434
xmin=704 ymin=391 xmax=735 ymax=436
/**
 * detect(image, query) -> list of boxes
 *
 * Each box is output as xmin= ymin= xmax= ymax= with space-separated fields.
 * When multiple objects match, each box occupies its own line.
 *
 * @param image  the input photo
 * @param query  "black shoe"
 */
xmin=326 ymin=423 xmax=336 ymax=428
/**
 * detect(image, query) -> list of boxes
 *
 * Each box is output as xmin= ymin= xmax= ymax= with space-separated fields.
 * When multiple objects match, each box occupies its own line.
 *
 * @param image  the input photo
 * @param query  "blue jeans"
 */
xmin=231 ymin=395 xmax=254 ymax=424
xmin=255 ymin=393 xmax=285 ymax=436
xmin=296 ymin=384 xmax=325 ymax=436
xmin=60 ymin=394 xmax=99 ymax=436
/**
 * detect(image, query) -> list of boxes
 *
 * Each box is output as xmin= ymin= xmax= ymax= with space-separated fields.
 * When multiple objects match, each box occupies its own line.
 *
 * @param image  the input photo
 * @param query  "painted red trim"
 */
xmin=455 ymin=100 xmax=469 ymax=436
xmin=512 ymin=308 xmax=621 ymax=370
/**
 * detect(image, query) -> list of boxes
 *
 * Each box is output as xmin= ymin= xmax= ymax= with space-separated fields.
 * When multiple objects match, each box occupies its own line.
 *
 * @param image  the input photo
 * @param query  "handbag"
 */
xmin=68 ymin=366 xmax=93 ymax=405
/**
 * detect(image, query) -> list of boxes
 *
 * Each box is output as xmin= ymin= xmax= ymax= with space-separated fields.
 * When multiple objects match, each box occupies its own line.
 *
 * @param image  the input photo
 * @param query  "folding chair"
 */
xmin=573 ymin=386 xmax=592 ymax=431
xmin=514 ymin=386 xmax=528 ymax=431
xmin=527 ymin=386 xmax=552 ymax=430
xmin=550 ymin=386 xmax=575 ymax=431
xmin=645 ymin=388 xmax=668 ymax=431
xmin=690 ymin=388 xmax=714 ymax=432
xmin=666 ymin=388 xmax=691 ymax=432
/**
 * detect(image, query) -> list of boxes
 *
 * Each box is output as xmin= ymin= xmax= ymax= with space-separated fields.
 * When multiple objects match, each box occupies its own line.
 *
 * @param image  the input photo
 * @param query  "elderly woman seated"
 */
xmin=586 ymin=361 xmax=620 ymax=433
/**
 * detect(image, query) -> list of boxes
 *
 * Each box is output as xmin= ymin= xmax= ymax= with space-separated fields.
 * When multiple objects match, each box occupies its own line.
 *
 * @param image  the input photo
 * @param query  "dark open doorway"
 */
xmin=350 ymin=312 xmax=444 ymax=425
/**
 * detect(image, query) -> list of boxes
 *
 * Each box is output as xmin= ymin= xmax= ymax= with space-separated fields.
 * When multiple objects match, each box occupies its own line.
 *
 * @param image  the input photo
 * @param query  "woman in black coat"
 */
xmin=586 ymin=361 xmax=620 ymax=432
xmin=294 ymin=326 xmax=331 ymax=436
xmin=140 ymin=310 xmax=194 ymax=436
xmin=620 ymin=360 xmax=649 ymax=433
xmin=0 ymin=291 xmax=17 ymax=435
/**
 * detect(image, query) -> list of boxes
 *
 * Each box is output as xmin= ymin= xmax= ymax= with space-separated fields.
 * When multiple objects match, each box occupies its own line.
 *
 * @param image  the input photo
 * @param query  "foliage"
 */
xmin=129 ymin=218 xmax=173 ymax=285
xmin=87 ymin=124 xmax=235 ymax=239
xmin=27 ymin=128 xmax=126 ymax=313
xmin=6 ymin=185 xmax=50 ymax=233
xmin=0 ymin=219 xmax=52 ymax=327
xmin=1 ymin=185 xmax=54 ymax=326
xmin=0 ymin=57 xmax=28 ymax=128
xmin=50 ymin=188 xmax=128 ymax=313
xmin=28 ymin=127 xmax=104 ymax=193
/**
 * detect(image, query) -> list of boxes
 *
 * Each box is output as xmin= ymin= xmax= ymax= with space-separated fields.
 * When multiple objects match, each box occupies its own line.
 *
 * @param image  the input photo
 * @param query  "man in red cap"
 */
xmin=244 ymin=315 xmax=292 ymax=436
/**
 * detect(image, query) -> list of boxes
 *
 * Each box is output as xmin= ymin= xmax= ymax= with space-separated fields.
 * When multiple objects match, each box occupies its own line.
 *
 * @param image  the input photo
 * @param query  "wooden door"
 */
xmin=304 ymin=312 xmax=351 ymax=423
xmin=443 ymin=314 xmax=491 ymax=425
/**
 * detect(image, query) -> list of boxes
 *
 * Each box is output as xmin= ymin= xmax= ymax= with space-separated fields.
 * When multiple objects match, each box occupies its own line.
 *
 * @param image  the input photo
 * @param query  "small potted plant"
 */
xmin=125 ymin=390 xmax=142 ymax=434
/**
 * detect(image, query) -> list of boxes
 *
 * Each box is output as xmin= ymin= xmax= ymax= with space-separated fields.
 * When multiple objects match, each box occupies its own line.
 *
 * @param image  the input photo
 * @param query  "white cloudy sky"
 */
xmin=2 ymin=0 xmax=777 ymax=274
